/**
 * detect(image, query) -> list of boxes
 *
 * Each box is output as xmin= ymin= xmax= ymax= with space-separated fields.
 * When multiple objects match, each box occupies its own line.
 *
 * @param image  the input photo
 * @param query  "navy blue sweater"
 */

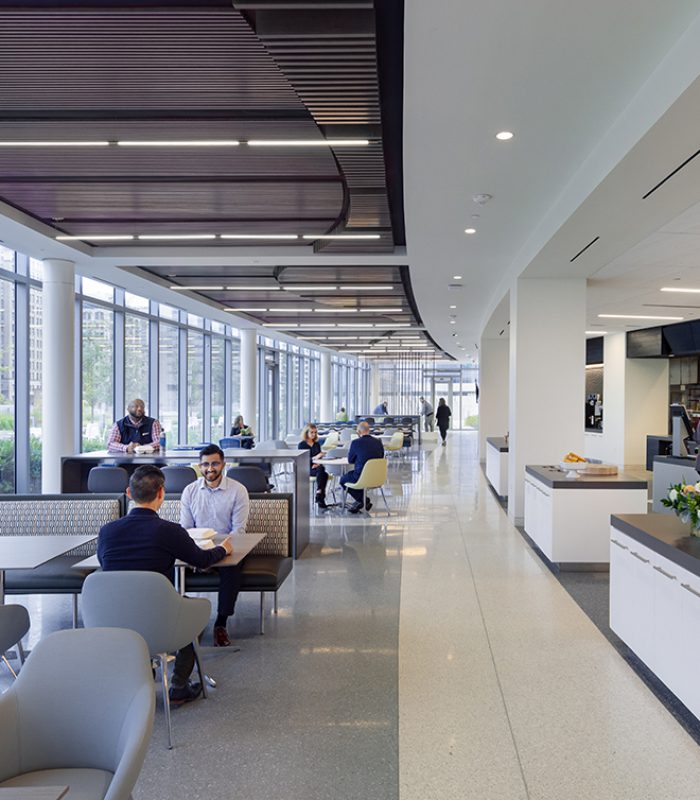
xmin=97 ymin=507 xmax=227 ymax=584
xmin=346 ymin=434 xmax=384 ymax=482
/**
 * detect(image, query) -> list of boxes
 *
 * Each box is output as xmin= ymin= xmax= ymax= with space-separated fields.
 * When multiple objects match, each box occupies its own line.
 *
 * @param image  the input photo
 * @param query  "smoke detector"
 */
xmin=472 ymin=193 xmax=493 ymax=205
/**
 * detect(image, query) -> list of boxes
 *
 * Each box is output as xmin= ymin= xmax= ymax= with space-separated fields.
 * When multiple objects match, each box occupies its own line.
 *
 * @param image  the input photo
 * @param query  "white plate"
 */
xmin=187 ymin=527 xmax=216 ymax=540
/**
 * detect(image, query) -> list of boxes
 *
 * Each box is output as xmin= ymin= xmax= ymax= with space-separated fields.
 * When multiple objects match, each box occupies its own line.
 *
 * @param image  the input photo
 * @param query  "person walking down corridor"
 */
xmin=435 ymin=398 xmax=451 ymax=446
xmin=419 ymin=396 xmax=434 ymax=432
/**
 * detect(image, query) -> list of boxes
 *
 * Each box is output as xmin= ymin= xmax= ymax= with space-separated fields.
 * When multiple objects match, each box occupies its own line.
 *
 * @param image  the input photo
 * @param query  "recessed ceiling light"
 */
xmin=266 ymin=308 xmax=313 ymax=313
xmin=226 ymin=285 xmax=280 ymax=291
xmin=170 ymin=285 xmax=224 ymax=291
xmin=464 ymin=228 xmax=476 ymax=235
xmin=339 ymin=285 xmax=393 ymax=291
xmin=262 ymin=323 xmax=298 ymax=328
xmin=298 ymin=336 xmax=328 ymax=340
xmin=118 ymin=140 xmax=240 ymax=147
xmin=138 ymin=234 xmax=216 ymax=240
xmin=336 ymin=323 xmax=376 ymax=328
xmin=247 ymin=139 xmax=369 ymax=147
xmin=303 ymin=234 xmax=381 ymax=240
xmin=226 ymin=307 xmax=268 ymax=312
xmin=220 ymin=234 xmax=298 ymax=240
xmin=326 ymin=336 xmax=360 ymax=340
xmin=449 ymin=305 xmax=457 ymax=309
xmin=313 ymin=308 xmax=356 ymax=314
xmin=300 ymin=323 xmax=336 ymax=329
xmin=660 ymin=287 xmax=700 ymax=293
xmin=453 ymin=275 xmax=462 ymax=280
xmin=450 ymin=320 xmax=456 ymax=324
xmin=283 ymin=285 xmax=337 ymax=291
xmin=598 ymin=314 xmax=683 ymax=321
xmin=495 ymin=131 xmax=514 ymax=141
xmin=585 ymin=330 xmax=608 ymax=335
xmin=0 ymin=141 xmax=109 ymax=146
xmin=56 ymin=234 xmax=134 ymax=241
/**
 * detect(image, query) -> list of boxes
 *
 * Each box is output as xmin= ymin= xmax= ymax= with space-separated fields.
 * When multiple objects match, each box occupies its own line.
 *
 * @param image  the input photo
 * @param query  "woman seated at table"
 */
xmin=298 ymin=423 xmax=329 ymax=510
xmin=230 ymin=414 xmax=254 ymax=449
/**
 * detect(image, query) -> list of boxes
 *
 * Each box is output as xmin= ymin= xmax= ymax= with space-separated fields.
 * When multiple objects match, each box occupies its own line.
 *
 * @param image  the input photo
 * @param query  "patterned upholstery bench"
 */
xmin=158 ymin=492 xmax=294 ymax=634
xmin=0 ymin=494 xmax=125 ymax=625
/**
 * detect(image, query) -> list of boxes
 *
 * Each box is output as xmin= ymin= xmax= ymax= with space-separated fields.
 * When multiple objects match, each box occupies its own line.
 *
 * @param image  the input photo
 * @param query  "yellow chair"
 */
xmin=321 ymin=431 xmax=340 ymax=452
xmin=342 ymin=457 xmax=390 ymax=515
xmin=384 ymin=431 xmax=405 ymax=458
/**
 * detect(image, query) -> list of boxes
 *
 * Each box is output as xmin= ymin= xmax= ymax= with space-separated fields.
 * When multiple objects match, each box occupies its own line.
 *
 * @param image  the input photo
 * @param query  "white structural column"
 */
xmin=239 ymin=328 xmax=257 ymax=430
xmin=42 ymin=259 xmax=75 ymax=493
xmin=508 ymin=278 xmax=586 ymax=522
xmin=370 ymin=363 xmax=381 ymax=412
xmin=584 ymin=332 xmax=669 ymax=465
xmin=478 ymin=336 xmax=509 ymax=461
xmin=320 ymin=351 xmax=332 ymax=422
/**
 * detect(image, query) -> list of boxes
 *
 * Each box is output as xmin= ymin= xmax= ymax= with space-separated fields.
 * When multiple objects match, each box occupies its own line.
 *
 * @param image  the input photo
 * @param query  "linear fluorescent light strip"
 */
xmin=299 ymin=323 xmax=336 ymax=329
xmin=262 ymin=323 xmax=298 ymax=329
xmin=138 ymin=234 xmax=216 ymax=240
xmin=597 ymin=314 xmax=683 ymax=321
xmin=220 ymin=234 xmax=298 ymax=240
xmin=226 ymin=286 xmax=280 ymax=291
xmin=335 ymin=323 xmax=376 ymax=328
xmin=226 ymin=307 xmax=268 ymax=312
xmin=283 ymin=285 xmax=337 ymax=291
xmin=339 ymin=285 xmax=393 ymax=291
xmin=247 ymin=139 xmax=369 ymax=147
xmin=585 ymin=331 xmax=607 ymax=335
xmin=118 ymin=140 xmax=240 ymax=147
xmin=170 ymin=285 xmax=224 ymax=291
xmin=660 ymin=287 xmax=700 ymax=293
xmin=266 ymin=308 xmax=312 ymax=313
xmin=303 ymin=234 xmax=380 ymax=240
xmin=56 ymin=235 xmax=134 ymax=241
xmin=0 ymin=141 xmax=110 ymax=146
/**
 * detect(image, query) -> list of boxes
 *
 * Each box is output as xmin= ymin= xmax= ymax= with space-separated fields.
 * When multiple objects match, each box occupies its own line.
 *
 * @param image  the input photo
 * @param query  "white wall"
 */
xmin=508 ymin=277 xmax=586 ymax=522
xmin=478 ymin=336 xmax=509 ymax=461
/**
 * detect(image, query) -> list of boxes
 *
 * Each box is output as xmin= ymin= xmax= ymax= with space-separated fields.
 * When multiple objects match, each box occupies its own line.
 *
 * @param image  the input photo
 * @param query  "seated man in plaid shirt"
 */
xmin=107 ymin=398 xmax=162 ymax=453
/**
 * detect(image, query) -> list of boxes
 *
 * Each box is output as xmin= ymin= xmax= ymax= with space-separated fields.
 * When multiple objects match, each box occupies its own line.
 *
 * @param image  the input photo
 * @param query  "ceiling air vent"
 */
xmin=447 ymin=283 xmax=464 ymax=290
xmin=643 ymin=146 xmax=700 ymax=200
xmin=570 ymin=236 xmax=600 ymax=263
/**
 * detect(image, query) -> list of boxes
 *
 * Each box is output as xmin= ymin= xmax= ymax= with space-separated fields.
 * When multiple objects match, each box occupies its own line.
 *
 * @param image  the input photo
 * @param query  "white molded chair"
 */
xmin=321 ymin=431 xmax=340 ymax=452
xmin=82 ymin=570 xmax=211 ymax=749
xmin=0 ymin=604 xmax=29 ymax=679
xmin=384 ymin=431 xmax=405 ymax=458
xmin=0 ymin=628 xmax=154 ymax=800
xmin=342 ymin=458 xmax=390 ymax=515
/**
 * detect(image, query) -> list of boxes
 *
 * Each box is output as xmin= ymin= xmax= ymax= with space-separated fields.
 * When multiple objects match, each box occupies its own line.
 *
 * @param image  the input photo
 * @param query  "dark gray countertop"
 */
xmin=526 ymin=464 xmax=648 ymax=490
xmin=612 ymin=513 xmax=700 ymax=578
xmin=486 ymin=436 xmax=508 ymax=453
xmin=652 ymin=455 xmax=699 ymax=468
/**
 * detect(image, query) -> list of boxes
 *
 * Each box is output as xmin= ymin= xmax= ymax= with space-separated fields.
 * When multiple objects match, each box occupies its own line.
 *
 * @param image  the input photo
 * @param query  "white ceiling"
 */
xmin=403 ymin=0 xmax=700 ymax=360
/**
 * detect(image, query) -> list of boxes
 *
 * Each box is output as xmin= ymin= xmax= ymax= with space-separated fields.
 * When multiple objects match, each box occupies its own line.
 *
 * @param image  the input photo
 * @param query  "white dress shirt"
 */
xmin=180 ymin=475 xmax=250 ymax=535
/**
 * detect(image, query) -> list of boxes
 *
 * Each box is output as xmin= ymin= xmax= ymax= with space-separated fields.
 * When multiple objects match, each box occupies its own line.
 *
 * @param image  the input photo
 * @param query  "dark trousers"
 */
xmin=217 ymin=565 xmax=242 ymax=618
xmin=172 ymin=643 xmax=195 ymax=688
xmin=438 ymin=425 xmax=448 ymax=442
xmin=340 ymin=471 xmax=363 ymax=503
xmin=312 ymin=465 xmax=328 ymax=497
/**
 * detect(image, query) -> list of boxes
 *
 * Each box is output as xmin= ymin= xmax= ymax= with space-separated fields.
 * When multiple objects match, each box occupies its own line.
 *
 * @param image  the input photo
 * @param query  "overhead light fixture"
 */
xmin=138 ymin=234 xmax=216 ymax=240
xmin=585 ymin=330 xmax=607 ymax=335
xmin=495 ymin=131 xmax=514 ymax=141
xmin=262 ymin=323 xmax=298 ymax=329
xmin=56 ymin=234 xmax=134 ymax=241
xmin=282 ymin=285 xmax=337 ymax=291
xmin=247 ymin=139 xmax=369 ymax=147
xmin=300 ymin=323 xmax=336 ymax=329
xmin=660 ymin=287 xmax=700 ymax=293
xmin=298 ymin=336 xmax=328 ymax=340
xmin=339 ymin=285 xmax=393 ymax=291
xmin=336 ymin=323 xmax=376 ymax=328
xmin=313 ymin=308 xmax=356 ymax=314
xmin=598 ymin=314 xmax=683 ymax=321
xmin=303 ymin=234 xmax=381 ymax=240
xmin=326 ymin=336 xmax=360 ymax=340
xmin=362 ymin=308 xmax=404 ymax=313
xmin=170 ymin=285 xmax=224 ymax=291
xmin=0 ymin=141 xmax=109 ymax=146
xmin=266 ymin=308 xmax=313 ymax=313
xmin=220 ymin=234 xmax=298 ymax=240
xmin=453 ymin=275 xmax=463 ymax=280
xmin=450 ymin=320 xmax=456 ymax=324
xmin=449 ymin=305 xmax=457 ymax=309
xmin=118 ymin=140 xmax=240 ymax=147
xmin=464 ymin=228 xmax=476 ymax=235
xmin=391 ymin=323 xmax=412 ymax=328
xmin=226 ymin=285 xmax=280 ymax=291
xmin=226 ymin=307 xmax=268 ymax=312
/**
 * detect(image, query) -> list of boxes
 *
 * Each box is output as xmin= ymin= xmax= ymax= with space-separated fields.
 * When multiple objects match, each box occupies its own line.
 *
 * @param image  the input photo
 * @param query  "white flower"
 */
xmin=669 ymin=489 xmax=679 ymax=502
xmin=694 ymin=482 xmax=700 ymax=493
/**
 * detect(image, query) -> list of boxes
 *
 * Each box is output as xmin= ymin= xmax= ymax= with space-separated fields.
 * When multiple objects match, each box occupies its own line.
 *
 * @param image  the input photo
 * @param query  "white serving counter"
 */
xmin=524 ymin=465 xmax=648 ymax=566
xmin=485 ymin=436 xmax=508 ymax=498
xmin=610 ymin=513 xmax=700 ymax=720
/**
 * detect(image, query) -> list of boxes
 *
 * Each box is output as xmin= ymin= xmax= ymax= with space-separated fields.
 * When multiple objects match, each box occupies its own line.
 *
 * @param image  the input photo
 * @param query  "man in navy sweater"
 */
xmin=98 ymin=465 xmax=232 ymax=705
xmin=340 ymin=421 xmax=385 ymax=513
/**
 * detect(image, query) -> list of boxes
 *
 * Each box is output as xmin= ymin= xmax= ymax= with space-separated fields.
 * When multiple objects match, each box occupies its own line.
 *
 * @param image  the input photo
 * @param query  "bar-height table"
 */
xmin=60 ymin=448 xmax=310 ymax=557
xmin=0 ymin=788 xmax=70 ymax=800
xmin=0 ymin=535 xmax=97 ymax=604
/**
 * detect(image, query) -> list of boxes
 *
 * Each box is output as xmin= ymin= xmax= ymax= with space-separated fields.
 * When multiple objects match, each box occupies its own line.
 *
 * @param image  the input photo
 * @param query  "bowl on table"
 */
xmin=559 ymin=461 xmax=588 ymax=478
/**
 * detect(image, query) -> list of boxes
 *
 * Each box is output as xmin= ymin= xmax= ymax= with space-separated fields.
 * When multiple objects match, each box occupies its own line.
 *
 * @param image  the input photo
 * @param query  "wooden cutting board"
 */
xmin=583 ymin=464 xmax=618 ymax=476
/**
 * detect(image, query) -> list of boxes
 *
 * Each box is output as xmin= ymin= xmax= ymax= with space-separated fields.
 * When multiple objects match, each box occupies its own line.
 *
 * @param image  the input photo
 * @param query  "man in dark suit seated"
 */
xmin=98 ymin=465 xmax=233 ymax=706
xmin=340 ymin=421 xmax=385 ymax=514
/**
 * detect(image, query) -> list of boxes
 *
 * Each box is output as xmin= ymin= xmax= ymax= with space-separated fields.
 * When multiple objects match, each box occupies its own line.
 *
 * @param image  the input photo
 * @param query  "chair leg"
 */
xmin=72 ymin=594 xmax=79 ymax=628
xmin=1 ymin=654 xmax=17 ymax=679
xmin=16 ymin=639 xmax=25 ymax=667
xmin=380 ymin=487 xmax=390 ymax=515
xmin=159 ymin=654 xmax=174 ymax=750
xmin=274 ymin=592 xmax=279 ymax=614
xmin=259 ymin=592 xmax=265 ymax=635
xmin=192 ymin=640 xmax=208 ymax=699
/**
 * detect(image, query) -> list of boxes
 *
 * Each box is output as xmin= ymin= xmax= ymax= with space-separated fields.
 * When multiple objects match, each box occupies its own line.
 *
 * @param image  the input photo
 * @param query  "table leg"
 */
xmin=0 ymin=568 xmax=4 ymax=604
xmin=293 ymin=455 xmax=310 ymax=558
xmin=177 ymin=565 xmax=186 ymax=596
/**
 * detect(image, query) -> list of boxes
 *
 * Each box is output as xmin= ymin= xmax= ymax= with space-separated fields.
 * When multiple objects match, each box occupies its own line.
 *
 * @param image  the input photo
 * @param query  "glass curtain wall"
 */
xmin=124 ymin=313 xmax=149 ymax=408
xmin=187 ymin=331 xmax=204 ymax=444
xmin=158 ymin=323 xmax=179 ymax=445
xmin=81 ymin=302 xmax=114 ymax=451
xmin=211 ymin=335 xmax=226 ymax=441
xmin=0 ymin=275 xmax=15 ymax=492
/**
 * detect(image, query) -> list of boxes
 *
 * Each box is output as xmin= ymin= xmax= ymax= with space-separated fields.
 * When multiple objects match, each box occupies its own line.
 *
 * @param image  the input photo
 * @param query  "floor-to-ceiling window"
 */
xmin=29 ymin=287 xmax=42 ymax=491
xmin=187 ymin=325 xmax=204 ymax=444
xmin=81 ymin=301 xmax=114 ymax=451
xmin=0 ymin=272 xmax=15 ymax=492
xmin=124 ymin=313 xmax=150 ymax=409
xmin=211 ymin=332 xmax=226 ymax=442
xmin=158 ymin=322 xmax=179 ymax=445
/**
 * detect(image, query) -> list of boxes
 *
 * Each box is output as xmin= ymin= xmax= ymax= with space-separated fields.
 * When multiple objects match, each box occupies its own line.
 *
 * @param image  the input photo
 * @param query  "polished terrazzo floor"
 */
xmin=5 ymin=432 xmax=700 ymax=799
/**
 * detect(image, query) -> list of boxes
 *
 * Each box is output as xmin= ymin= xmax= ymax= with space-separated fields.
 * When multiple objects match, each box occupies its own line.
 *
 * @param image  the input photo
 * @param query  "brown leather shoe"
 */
xmin=213 ymin=626 xmax=232 ymax=647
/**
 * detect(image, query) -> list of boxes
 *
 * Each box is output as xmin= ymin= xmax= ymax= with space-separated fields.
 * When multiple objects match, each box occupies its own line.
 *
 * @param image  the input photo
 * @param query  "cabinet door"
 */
xmin=670 ymin=358 xmax=682 ymax=385
xmin=524 ymin=480 xmax=536 ymax=538
xmin=610 ymin=534 xmax=633 ymax=642
xmin=628 ymin=545 xmax=654 ymax=665
xmin=650 ymin=557 xmax=683 ymax=689
xmin=679 ymin=570 xmax=700 ymax=717
xmin=682 ymin=357 xmax=699 ymax=385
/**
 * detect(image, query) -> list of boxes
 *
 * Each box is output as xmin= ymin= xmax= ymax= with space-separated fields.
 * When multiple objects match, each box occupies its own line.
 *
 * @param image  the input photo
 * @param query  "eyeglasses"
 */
xmin=200 ymin=461 xmax=223 ymax=469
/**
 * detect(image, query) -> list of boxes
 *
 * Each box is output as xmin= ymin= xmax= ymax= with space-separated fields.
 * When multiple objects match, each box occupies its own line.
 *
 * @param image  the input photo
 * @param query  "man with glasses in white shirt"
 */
xmin=180 ymin=444 xmax=250 ymax=648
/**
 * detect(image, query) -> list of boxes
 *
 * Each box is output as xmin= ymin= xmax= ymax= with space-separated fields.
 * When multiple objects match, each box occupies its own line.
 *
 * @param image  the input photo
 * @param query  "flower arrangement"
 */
xmin=661 ymin=481 xmax=700 ymax=535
